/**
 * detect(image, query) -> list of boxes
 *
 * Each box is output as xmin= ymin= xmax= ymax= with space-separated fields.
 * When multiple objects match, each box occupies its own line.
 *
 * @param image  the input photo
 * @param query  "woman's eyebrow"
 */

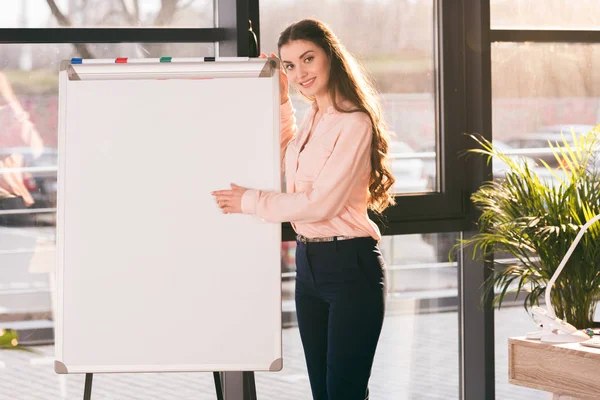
xmin=282 ymin=50 xmax=315 ymax=64
xmin=298 ymin=50 xmax=314 ymax=59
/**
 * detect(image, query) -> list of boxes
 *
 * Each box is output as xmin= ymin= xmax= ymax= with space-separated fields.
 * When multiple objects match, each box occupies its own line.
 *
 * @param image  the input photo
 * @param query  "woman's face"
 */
xmin=279 ymin=40 xmax=331 ymax=99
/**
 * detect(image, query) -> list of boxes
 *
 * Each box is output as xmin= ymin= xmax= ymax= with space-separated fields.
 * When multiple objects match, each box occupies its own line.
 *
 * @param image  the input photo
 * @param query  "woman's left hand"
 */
xmin=211 ymin=184 xmax=248 ymax=214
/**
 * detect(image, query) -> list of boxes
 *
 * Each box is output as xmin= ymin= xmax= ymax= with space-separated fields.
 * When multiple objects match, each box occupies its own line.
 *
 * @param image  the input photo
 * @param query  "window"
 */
xmin=491 ymin=0 xmax=600 ymax=30
xmin=0 ymin=0 xmax=215 ymax=28
xmin=490 ymin=42 xmax=600 ymax=399
xmin=492 ymin=43 xmax=600 ymax=168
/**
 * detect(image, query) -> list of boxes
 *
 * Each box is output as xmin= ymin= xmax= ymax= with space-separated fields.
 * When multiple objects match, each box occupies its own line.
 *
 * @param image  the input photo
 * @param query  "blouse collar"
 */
xmin=310 ymin=99 xmax=356 ymax=115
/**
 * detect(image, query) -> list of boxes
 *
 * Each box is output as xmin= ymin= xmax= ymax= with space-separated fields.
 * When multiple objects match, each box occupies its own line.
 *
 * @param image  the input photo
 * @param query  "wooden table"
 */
xmin=509 ymin=337 xmax=600 ymax=399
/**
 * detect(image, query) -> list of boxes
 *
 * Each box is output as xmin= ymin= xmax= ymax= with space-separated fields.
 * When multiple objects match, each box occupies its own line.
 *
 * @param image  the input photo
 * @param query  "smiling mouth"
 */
xmin=300 ymin=77 xmax=316 ymax=88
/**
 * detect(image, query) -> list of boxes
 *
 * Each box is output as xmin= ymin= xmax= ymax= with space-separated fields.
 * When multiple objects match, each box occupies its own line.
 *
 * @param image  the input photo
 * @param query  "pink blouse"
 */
xmin=241 ymin=98 xmax=381 ymax=241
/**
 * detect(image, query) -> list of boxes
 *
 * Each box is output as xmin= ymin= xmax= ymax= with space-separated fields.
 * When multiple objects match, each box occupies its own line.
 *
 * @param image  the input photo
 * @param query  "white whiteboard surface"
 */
xmin=54 ymin=60 xmax=282 ymax=374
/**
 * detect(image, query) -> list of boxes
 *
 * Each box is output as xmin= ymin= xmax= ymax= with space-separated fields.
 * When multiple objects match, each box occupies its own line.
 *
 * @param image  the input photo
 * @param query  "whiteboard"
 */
xmin=54 ymin=59 xmax=282 ymax=374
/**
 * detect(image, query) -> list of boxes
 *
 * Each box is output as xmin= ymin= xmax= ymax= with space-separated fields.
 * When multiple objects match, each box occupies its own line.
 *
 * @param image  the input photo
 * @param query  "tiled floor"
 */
xmin=1 ymin=306 xmax=548 ymax=400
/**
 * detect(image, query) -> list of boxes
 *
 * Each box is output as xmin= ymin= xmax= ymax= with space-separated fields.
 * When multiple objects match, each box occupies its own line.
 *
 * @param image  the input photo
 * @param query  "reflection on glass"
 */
xmin=492 ymin=43 xmax=600 ymax=172
xmin=0 ymin=0 xmax=214 ymax=28
xmin=273 ymin=234 xmax=460 ymax=399
xmin=0 ymin=72 xmax=45 ymax=221
xmin=491 ymin=0 xmax=600 ymax=29
xmin=0 ymin=224 xmax=54 ymax=314
xmin=259 ymin=0 xmax=438 ymax=193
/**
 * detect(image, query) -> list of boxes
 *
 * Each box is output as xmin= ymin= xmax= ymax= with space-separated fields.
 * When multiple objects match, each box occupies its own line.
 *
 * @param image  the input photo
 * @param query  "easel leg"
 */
xmin=83 ymin=373 xmax=93 ymax=400
xmin=243 ymin=372 xmax=257 ymax=400
xmin=213 ymin=372 xmax=224 ymax=400
xmin=221 ymin=372 xmax=257 ymax=400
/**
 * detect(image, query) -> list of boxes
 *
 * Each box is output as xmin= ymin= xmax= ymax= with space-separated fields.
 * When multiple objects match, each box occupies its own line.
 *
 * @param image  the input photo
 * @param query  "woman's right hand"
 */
xmin=260 ymin=52 xmax=289 ymax=105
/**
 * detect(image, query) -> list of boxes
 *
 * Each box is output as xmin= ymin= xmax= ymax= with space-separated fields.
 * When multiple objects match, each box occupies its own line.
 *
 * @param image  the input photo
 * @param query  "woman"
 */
xmin=212 ymin=18 xmax=395 ymax=400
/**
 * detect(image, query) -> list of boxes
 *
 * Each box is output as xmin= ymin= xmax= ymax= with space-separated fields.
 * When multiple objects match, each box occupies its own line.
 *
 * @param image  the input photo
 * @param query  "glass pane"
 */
xmin=491 ymin=0 xmax=600 ymax=29
xmin=491 ymin=42 xmax=600 ymax=398
xmin=259 ymin=1 xmax=437 ymax=193
xmin=260 ymin=234 xmax=460 ymax=400
xmin=492 ymin=43 xmax=600 ymax=172
xmin=0 ymin=0 xmax=214 ymax=28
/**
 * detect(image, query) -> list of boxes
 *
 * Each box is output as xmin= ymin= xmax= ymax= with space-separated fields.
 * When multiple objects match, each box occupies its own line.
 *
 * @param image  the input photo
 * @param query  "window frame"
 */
xmin=9 ymin=1 xmax=596 ymax=399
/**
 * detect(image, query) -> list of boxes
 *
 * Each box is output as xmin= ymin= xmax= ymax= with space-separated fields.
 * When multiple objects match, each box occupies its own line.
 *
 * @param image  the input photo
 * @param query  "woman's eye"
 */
xmin=285 ymin=64 xmax=294 ymax=70
xmin=304 ymin=57 xmax=313 ymax=63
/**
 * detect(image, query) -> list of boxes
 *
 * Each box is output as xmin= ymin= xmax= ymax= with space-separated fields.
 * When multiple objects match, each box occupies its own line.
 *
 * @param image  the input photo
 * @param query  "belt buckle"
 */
xmin=297 ymin=235 xmax=307 ymax=244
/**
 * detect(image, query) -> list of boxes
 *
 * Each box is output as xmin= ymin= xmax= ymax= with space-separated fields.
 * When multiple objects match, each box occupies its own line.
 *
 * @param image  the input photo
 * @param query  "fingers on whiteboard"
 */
xmin=258 ymin=52 xmax=281 ymax=61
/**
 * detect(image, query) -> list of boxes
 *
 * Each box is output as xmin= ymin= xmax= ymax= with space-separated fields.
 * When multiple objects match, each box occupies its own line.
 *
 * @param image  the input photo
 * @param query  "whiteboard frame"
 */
xmin=54 ymin=58 xmax=283 ymax=374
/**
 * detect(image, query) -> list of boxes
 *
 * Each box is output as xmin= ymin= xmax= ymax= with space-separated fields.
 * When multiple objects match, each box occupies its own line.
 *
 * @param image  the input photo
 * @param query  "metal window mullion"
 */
xmin=461 ymin=0 xmax=495 ymax=399
xmin=0 ymin=28 xmax=226 ymax=44
xmin=217 ymin=0 xmax=251 ymax=56
xmin=491 ymin=29 xmax=600 ymax=43
xmin=383 ymin=0 xmax=469 ymax=228
xmin=248 ymin=0 xmax=260 ymax=53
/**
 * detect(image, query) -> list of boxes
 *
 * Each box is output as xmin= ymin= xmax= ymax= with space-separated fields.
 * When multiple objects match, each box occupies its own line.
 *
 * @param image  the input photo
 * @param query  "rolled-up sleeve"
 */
xmin=241 ymin=189 xmax=259 ymax=215
xmin=241 ymin=117 xmax=372 ymax=223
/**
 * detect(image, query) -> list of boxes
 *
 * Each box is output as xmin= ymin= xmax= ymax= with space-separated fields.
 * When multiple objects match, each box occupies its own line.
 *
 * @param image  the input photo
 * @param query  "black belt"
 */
xmin=296 ymin=234 xmax=361 ymax=244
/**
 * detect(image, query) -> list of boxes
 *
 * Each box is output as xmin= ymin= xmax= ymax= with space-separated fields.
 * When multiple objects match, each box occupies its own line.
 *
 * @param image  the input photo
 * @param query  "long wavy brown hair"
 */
xmin=278 ymin=18 xmax=395 ymax=213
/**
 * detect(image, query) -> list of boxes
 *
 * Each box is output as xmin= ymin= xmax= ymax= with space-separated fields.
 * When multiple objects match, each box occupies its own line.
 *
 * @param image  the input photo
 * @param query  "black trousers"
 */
xmin=295 ymin=237 xmax=386 ymax=400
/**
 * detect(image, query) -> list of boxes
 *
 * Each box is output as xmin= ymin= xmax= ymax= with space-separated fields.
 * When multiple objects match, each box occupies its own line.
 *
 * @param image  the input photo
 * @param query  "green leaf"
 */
xmin=461 ymin=130 xmax=600 ymax=328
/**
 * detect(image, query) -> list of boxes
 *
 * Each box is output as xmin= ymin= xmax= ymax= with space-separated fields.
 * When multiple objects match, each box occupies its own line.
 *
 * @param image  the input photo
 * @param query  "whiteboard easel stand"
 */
xmin=81 ymin=371 xmax=226 ymax=400
xmin=222 ymin=371 xmax=258 ymax=400
xmin=83 ymin=374 xmax=93 ymax=400
xmin=56 ymin=58 xmax=280 ymax=400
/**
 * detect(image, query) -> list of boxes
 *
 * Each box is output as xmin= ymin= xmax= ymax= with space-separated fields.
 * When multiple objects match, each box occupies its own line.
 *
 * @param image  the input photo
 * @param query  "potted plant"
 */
xmin=456 ymin=128 xmax=600 ymax=329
